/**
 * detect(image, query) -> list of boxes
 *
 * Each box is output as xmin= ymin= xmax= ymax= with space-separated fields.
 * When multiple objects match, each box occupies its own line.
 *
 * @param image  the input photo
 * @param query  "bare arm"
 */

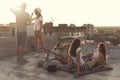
xmin=76 ymin=51 xmax=80 ymax=75
xmin=11 ymin=8 xmax=18 ymax=15
xmin=67 ymin=54 xmax=72 ymax=70
xmin=30 ymin=13 xmax=36 ymax=21
xmin=82 ymin=50 xmax=96 ymax=58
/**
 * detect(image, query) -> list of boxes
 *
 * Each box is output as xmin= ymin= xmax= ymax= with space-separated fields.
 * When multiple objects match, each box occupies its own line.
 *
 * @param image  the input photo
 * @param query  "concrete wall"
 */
xmin=0 ymin=37 xmax=16 ymax=58
xmin=0 ymin=35 xmax=59 ymax=58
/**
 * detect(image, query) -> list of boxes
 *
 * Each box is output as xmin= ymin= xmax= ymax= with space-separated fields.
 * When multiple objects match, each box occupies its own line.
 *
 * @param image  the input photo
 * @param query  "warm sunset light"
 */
xmin=0 ymin=1 xmax=120 ymax=80
xmin=0 ymin=0 xmax=120 ymax=26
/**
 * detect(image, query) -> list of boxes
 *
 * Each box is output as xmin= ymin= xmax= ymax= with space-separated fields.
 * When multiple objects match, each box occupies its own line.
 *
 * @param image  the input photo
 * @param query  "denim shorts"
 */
xmin=34 ymin=30 xmax=43 ymax=37
xmin=16 ymin=31 xmax=27 ymax=46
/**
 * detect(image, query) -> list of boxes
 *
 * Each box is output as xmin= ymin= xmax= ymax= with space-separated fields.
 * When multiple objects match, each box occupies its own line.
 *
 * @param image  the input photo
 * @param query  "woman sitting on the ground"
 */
xmin=67 ymin=38 xmax=85 ymax=75
xmin=83 ymin=42 xmax=108 ymax=66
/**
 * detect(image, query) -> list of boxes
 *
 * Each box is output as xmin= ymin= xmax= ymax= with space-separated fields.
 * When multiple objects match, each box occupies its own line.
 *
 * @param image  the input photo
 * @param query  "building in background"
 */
xmin=0 ymin=25 xmax=10 ymax=37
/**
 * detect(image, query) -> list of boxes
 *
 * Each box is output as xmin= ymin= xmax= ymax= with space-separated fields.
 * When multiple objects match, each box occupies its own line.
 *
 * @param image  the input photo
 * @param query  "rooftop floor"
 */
xmin=0 ymin=44 xmax=120 ymax=80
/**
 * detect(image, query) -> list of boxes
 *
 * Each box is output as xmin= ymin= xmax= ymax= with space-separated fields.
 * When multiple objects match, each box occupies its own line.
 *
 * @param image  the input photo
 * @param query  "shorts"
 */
xmin=16 ymin=31 xmax=27 ymax=46
xmin=34 ymin=30 xmax=43 ymax=38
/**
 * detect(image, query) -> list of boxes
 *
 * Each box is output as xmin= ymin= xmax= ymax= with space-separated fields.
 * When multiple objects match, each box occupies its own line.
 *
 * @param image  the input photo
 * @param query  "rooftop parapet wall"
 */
xmin=0 ymin=37 xmax=16 ymax=58
xmin=43 ymin=27 xmax=86 ymax=33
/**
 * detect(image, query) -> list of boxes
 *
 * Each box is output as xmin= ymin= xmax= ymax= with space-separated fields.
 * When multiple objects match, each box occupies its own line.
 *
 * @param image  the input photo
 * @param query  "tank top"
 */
xmin=71 ymin=47 xmax=85 ymax=65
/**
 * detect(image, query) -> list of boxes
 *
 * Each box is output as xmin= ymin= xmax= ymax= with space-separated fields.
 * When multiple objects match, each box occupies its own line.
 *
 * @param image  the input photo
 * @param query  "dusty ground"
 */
xmin=0 ymin=44 xmax=120 ymax=80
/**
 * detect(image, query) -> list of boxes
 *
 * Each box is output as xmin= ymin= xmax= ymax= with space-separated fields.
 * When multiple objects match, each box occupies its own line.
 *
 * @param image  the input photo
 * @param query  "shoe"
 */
xmin=34 ymin=53 xmax=39 ymax=58
xmin=20 ymin=59 xmax=29 ymax=65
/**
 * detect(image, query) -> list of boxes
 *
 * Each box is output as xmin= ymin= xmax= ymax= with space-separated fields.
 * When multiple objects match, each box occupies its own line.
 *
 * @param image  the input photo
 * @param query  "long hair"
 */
xmin=34 ymin=9 xmax=42 ymax=18
xmin=98 ymin=43 xmax=106 ymax=60
xmin=68 ymin=38 xmax=80 ymax=57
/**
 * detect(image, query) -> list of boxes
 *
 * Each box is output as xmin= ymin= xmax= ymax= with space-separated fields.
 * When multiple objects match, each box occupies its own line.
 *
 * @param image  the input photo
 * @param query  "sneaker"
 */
xmin=34 ymin=53 xmax=39 ymax=58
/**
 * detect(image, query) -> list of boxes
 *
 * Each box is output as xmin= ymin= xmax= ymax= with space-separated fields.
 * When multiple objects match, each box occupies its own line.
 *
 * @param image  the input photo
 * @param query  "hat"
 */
xmin=35 ymin=8 xmax=42 ymax=13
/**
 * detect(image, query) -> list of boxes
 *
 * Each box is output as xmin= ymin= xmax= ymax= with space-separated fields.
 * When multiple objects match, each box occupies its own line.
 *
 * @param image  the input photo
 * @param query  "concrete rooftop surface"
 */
xmin=0 ymin=43 xmax=120 ymax=80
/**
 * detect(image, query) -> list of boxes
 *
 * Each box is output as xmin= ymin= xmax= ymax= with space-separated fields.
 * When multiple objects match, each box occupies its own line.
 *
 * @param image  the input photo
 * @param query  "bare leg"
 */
xmin=34 ymin=31 xmax=40 ymax=53
xmin=34 ymin=33 xmax=40 ymax=57
xmin=39 ymin=34 xmax=46 ymax=48
xmin=20 ymin=46 xmax=25 ymax=59
xmin=19 ymin=45 xmax=28 ymax=64
xmin=35 ymin=37 xmax=40 ymax=53
xmin=16 ymin=45 xmax=21 ymax=62
xmin=39 ymin=34 xmax=49 ymax=61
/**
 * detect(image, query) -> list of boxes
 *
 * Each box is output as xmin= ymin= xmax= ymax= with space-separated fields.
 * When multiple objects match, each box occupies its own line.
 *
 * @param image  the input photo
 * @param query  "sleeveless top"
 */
xmin=92 ymin=51 xmax=100 ymax=60
xmin=71 ymin=47 xmax=85 ymax=65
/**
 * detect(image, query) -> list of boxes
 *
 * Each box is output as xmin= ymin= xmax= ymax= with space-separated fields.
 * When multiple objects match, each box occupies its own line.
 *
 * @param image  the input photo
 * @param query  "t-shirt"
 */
xmin=34 ymin=16 xmax=43 ymax=31
xmin=15 ymin=11 xmax=31 ymax=32
xmin=71 ymin=47 xmax=85 ymax=65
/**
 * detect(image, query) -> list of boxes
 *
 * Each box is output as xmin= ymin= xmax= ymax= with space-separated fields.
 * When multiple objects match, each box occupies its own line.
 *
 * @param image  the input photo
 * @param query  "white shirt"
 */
xmin=34 ymin=16 xmax=43 ymax=31
xmin=71 ymin=47 xmax=85 ymax=65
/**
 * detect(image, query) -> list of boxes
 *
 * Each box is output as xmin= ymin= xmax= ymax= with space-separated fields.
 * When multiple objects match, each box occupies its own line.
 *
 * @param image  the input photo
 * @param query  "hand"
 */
xmin=31 ymin=13 xmax=34 ymax=17
xmin=31 ymin=13 xmax=34 ymax=16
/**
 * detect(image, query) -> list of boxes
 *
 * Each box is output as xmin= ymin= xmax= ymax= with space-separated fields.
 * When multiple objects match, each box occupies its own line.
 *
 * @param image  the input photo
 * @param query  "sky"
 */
xmin=0 ymin=0 xmax=120 ymax=26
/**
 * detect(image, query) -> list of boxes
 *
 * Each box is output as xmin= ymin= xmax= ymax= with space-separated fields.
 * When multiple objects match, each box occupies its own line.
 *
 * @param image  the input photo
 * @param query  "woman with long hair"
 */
xmin=31 ymin=8 xmax=47 ymax=58
xmin=67 ymin=38 xmax=84 ymax=75
xmin=83 ymin=42 xmax=107 ymax=65
xmin=94 ymin=43 xmax=106 ymax=61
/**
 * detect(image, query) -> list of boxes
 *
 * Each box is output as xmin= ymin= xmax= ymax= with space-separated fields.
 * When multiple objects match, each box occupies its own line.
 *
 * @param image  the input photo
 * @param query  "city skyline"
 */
xmin=0 ymin=0 xmax=120 ymax=26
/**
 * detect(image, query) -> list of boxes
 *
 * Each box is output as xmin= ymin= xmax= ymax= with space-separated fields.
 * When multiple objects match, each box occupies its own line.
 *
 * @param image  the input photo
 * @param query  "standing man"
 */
xmin=11 ymin=3 xmax=31 ymax=64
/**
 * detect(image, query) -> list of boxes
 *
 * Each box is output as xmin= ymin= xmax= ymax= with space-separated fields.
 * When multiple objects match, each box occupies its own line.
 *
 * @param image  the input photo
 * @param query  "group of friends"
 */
xmin=42 ymin=39 xmax=109 ymax=77
xmin=11 ymin=3 xmax=109 ymax=76
xmin=11 ymin=3 xmax=47 ymax=63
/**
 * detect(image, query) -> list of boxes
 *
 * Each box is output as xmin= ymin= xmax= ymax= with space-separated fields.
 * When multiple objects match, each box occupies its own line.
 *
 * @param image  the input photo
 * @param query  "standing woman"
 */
xmin=31 ymin=8 xmax=46 ymax=57
xmin=67 ymin=38 xmax=85 ymax=75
